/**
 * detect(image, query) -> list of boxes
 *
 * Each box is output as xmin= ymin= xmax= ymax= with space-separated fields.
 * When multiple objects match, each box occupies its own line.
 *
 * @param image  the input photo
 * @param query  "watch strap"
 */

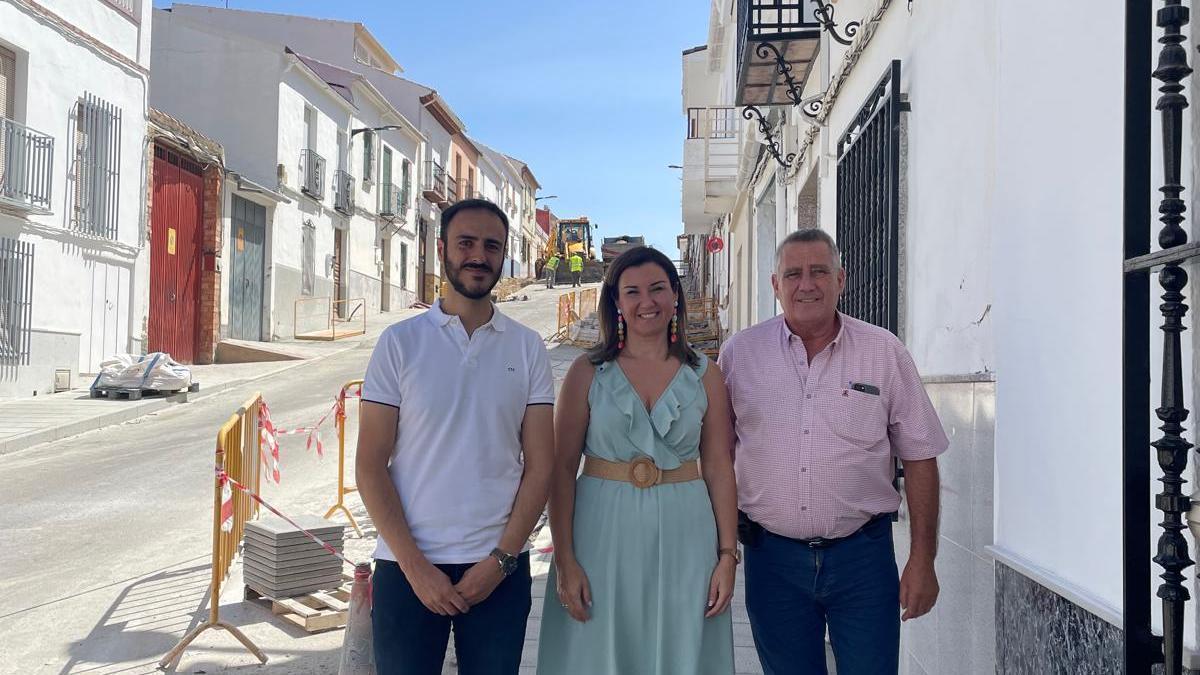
xmin=491 ymin=547 xmax=517 ymax=577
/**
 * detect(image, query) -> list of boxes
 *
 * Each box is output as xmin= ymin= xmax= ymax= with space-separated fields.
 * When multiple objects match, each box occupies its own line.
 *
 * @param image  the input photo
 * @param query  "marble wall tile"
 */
xmin=971 ymin=382 xmax=996 ymax=557
xmin=934 ymin=540 xmax=975 ymax=675
xmin=995 ymin=562 xmax=1121 ymax=674
xmin=897 ymin=380 xmax=997 ymax=674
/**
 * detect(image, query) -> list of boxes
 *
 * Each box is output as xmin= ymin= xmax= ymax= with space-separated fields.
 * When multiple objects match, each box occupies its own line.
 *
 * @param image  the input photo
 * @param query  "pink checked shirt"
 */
xmin=718 ymin=313 xmax=948 ymax=540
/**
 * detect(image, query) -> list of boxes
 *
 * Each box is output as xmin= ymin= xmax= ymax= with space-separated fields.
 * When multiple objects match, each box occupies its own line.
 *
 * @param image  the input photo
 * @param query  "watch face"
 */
xmin=493 ymin=549 xmax=517 ymax=576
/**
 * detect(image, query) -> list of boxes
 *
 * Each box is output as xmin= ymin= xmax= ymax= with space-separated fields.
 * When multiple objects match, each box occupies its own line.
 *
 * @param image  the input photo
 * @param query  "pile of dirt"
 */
xmin=493 ymin=276 xmax=540 ymax=301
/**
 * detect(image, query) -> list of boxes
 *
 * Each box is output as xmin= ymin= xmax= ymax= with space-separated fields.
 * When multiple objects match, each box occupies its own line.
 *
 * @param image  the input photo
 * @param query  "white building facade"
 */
xmin=0 ymin=0 xmax=153 ymax=397
xmin=154 ymin=5 xmax=551 ymax=303
xmin=680 ymin=1 xmax=1200 ymax=673
xmin=151 ymin=10 xmax=423 ymax=340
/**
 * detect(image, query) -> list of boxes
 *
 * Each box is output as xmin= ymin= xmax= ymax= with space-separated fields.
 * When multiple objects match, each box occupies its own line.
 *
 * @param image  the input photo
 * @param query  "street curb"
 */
xmin=0 ymin=336 xmax=370 ymax=458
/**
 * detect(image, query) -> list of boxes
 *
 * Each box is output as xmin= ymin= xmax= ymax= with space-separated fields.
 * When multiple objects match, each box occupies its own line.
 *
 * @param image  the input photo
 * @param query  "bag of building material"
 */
xmin=94 ymin=353 xmax=192 ymax=392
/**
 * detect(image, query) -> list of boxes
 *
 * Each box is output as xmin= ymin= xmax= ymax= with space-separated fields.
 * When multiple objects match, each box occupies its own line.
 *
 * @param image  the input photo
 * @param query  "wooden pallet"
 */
xmin=245 ymin=575 xmax=353 ymax=633
xmin=89 ymin=382 xmax=200 ymax=400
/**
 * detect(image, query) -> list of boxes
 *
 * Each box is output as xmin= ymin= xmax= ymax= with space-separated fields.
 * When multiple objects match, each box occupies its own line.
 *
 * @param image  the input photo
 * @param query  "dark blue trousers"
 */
xmin=371 ymin=554 xmax=532 ymax=675
xmin=744 ymin=517 xmax=900 ymax=675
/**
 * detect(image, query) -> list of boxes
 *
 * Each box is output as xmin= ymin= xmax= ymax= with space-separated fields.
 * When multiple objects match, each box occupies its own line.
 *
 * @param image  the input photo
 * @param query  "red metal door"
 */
xmin=148 ymin=145 xmax=203 ymax=363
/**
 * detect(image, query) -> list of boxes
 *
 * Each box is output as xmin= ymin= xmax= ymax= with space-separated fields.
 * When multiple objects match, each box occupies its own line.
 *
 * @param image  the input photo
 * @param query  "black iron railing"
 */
xmin=300 ymin=149 xmax=326 ymax=200
xmin=333 ymin=169 xmax=354 ymax=214
xmin=0 ymin=117 xmax=54 ymax=213
xmin=423 ymin=161 xmax=447 ymax=201
xmin=835 ymin=60 xmax=902 ymax=334
xmin=381 ymin=182 xmax=407 ymax=220
xmin=1123 ymin=1 xmax=1195 ymax=673
xmin=0 ymin=237 xmax=33 ymax=365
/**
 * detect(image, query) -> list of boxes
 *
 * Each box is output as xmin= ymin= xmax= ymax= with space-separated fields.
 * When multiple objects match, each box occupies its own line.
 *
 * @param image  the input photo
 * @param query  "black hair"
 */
xmin=439 ymin=198 xmax=510 ymax=242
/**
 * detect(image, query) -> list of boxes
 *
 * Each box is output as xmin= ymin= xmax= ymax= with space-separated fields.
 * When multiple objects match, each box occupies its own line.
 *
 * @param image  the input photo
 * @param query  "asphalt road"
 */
xmin=0 ymin=282 xmax=586 ymax=675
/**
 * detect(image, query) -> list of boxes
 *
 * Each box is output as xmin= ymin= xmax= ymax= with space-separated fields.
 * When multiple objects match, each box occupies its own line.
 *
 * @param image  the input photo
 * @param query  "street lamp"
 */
xmin=350 ymin=124 xmax=405 ymax=137
xmin=535 ymin=195 xmax=558 ymax=202
xmin=667 ymin=164 xmax=683 ymax=169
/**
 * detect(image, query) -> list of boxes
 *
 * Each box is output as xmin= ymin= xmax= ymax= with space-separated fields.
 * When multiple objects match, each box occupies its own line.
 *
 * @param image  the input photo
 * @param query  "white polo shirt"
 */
xmin=362 ymin=301 xmax=555 ymax=564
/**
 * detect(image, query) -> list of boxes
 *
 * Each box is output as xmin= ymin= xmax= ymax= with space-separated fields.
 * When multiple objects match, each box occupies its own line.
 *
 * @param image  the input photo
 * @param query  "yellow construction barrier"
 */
xmin=326 ymin=379 xmax=363 ymax=536
xmin=160 ymin=394 xmax=266 ymax=668
xmin=577 ymin=288 xmax=598 ymax=317
xmin=552 ymin=292 xmax=576 ymax=342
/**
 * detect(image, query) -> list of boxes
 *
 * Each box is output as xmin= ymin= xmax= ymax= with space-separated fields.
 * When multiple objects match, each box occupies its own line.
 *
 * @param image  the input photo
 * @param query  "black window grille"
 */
xmin=400 ymin=243 xmax=408 ymax=290
xmin=836 ymin=60 xmax=903 ymax=334
xmin=0 ymin=237 xmax=33 ymax=364
xmin=69 ymin=93 xmax=122 ymax=239
xmin=400 ymin=159 xmax=412 ymax=213
xmin=301 ymin=220 xmax=315 ymax=296
xmin=362 ymin=129 xmax=375 ymax=182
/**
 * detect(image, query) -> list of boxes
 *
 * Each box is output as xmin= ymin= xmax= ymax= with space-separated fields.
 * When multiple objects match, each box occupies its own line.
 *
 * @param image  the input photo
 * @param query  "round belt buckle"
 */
xmin=629 ymin=457 xmax=661 ymax=489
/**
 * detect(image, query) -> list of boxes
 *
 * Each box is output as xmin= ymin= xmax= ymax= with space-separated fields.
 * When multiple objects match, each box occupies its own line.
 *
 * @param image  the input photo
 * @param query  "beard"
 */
xmin=444 ymin=255 xmax=502 ymax=300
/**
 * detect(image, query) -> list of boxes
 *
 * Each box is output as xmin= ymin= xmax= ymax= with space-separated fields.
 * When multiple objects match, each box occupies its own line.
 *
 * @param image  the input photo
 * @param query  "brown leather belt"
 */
xmin=582 ymin=455 xmax=700 ymax=489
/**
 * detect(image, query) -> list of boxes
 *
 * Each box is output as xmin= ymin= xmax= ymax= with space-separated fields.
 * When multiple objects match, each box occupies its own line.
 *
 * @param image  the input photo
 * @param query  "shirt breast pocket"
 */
xmin=830 ymin=390 xmax=888 ymax=448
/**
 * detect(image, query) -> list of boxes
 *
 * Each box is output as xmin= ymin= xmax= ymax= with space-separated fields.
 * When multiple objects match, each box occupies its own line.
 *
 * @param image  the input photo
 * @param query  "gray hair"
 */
xmin=775 ymin=228 xmax=843 ymax=271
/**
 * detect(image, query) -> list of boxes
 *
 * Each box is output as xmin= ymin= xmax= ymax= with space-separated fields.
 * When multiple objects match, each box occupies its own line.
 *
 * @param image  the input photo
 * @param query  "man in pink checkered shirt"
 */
xmin=718 ymin=228 xmax=948 ymax=675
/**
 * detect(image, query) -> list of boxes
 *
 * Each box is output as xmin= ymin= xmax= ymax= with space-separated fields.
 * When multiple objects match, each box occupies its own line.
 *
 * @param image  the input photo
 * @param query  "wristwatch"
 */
xmin=719 ymin=547 xmax=741 ymax=565
xmin=491 ymin=548 xmax=518 ymax=577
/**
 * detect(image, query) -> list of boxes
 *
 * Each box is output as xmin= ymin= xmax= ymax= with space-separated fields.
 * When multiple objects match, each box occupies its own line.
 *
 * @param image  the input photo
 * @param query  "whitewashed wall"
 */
xmin=0 ymin=0 xmax=152 ymax=395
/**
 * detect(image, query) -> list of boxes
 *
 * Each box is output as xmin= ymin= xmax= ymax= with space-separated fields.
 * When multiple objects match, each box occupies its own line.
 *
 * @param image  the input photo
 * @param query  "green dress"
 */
xmin=537 ymin=356 xmax=734 ymax=674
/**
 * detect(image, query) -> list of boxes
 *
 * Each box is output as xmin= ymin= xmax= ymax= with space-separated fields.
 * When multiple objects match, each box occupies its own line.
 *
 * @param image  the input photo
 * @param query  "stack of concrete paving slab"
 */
xmin=243 ymin=515 xmax=345 ymax=598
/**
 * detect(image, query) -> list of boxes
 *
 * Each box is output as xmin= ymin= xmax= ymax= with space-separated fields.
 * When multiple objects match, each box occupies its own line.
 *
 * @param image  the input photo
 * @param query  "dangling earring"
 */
xmin=616 ymin=308 xmax=626 ymax=350
xmin=670 ymin=304 xmax=679 ymax=345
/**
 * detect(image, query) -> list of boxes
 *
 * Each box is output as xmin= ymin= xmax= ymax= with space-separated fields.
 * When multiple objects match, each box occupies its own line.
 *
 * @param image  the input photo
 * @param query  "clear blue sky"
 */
xmin=156 ymin=0 xmax=707 ymax=255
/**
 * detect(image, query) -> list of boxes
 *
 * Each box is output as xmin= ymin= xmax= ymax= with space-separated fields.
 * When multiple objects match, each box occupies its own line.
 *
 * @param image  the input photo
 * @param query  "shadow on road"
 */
xmin=60 ymin=561 xmax=210 ymax=674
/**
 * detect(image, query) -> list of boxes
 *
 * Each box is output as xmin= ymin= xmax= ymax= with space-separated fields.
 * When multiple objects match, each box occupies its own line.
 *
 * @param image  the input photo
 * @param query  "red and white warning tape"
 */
xmin=217 ymin=466 xmax=352 ymax=565
xmin=255 ymin=387 xmax=363 ymax=482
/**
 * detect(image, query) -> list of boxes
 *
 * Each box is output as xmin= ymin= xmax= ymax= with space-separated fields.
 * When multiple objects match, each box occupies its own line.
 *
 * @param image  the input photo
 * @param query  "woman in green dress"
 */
xmin=537 ymin=247 xmax=738 ymax=674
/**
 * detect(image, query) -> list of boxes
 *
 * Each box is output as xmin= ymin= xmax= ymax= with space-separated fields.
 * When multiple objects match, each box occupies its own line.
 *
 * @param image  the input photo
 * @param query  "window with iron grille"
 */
xmin=69 ymin=93 xmax=122 ymax=239
xmin=302 ymin=220 xmax=315 ymax=296
xmin=836 ymin=61 xmax=903 ymax=334
xmin=400 ymin=159 xmax=411 ymax=215
xmin=362 ymin=129 xmax=375 ymax=182
xmin=0 ymin=237 xmax=33 ymax=364
xmin=399 ymin=243 xmax=408 ymax=290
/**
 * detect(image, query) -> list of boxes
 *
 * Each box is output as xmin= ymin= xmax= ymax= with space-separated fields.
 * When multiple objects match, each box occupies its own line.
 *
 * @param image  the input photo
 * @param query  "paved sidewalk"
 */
xmin=0 ymin=308 xmax=422 ymax=457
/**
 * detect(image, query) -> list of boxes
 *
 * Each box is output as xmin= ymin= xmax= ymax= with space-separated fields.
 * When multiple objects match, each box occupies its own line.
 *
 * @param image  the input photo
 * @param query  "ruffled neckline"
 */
xmin=594 ymin=358 xmax=705 ymax=457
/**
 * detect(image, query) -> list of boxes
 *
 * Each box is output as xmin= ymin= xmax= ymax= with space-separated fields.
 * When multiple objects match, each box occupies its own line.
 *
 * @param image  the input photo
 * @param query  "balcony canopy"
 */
xmin=736 ymin=0 xmax=823 ymax=107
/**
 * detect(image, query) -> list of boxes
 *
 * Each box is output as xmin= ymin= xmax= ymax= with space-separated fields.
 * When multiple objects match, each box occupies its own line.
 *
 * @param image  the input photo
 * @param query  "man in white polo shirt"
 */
xmin=357 ymin=198 xmax=555 ymax=674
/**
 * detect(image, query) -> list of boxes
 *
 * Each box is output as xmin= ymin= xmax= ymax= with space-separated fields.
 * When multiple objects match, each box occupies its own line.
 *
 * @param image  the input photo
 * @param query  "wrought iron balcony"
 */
xmin=446 ymin=177 xmax=460 ymax=204
xmin=423 ymin=161 xmax=448 ymax=205
xmin=333 ymin=169 xmax=354 ymax=214
xmin=0 ymin=117 xmax=54 ymax=214
xmin=380 ymin=182 xmax=409 ymax=221
xmin=300 ymin=149 xmax=326 ymax=201
xmin=736 ymin=0 xmax=828 ymax=107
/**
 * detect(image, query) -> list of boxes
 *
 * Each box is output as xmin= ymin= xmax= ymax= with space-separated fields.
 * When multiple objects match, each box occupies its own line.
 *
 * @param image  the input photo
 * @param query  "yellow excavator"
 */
xmin=544 ymin=217 xmax=603 ymax=283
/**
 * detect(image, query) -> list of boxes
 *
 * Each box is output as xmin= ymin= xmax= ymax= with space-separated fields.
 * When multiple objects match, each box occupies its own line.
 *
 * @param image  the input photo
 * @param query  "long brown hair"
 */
xmin=588 ymin=246 xmax=699 ymax=367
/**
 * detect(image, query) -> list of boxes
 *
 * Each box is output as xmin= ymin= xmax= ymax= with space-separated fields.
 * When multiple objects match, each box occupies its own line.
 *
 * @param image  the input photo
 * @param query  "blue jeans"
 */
xmin=371 ymin=555 xmax=532 ymax=675
xmin=743 ymin=516 xmax=900 ymax=675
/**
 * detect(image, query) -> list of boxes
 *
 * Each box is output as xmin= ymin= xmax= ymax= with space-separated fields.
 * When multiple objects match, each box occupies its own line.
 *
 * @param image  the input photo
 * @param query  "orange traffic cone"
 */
xmin=339 ymin=562 xmax=375 ymax=674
